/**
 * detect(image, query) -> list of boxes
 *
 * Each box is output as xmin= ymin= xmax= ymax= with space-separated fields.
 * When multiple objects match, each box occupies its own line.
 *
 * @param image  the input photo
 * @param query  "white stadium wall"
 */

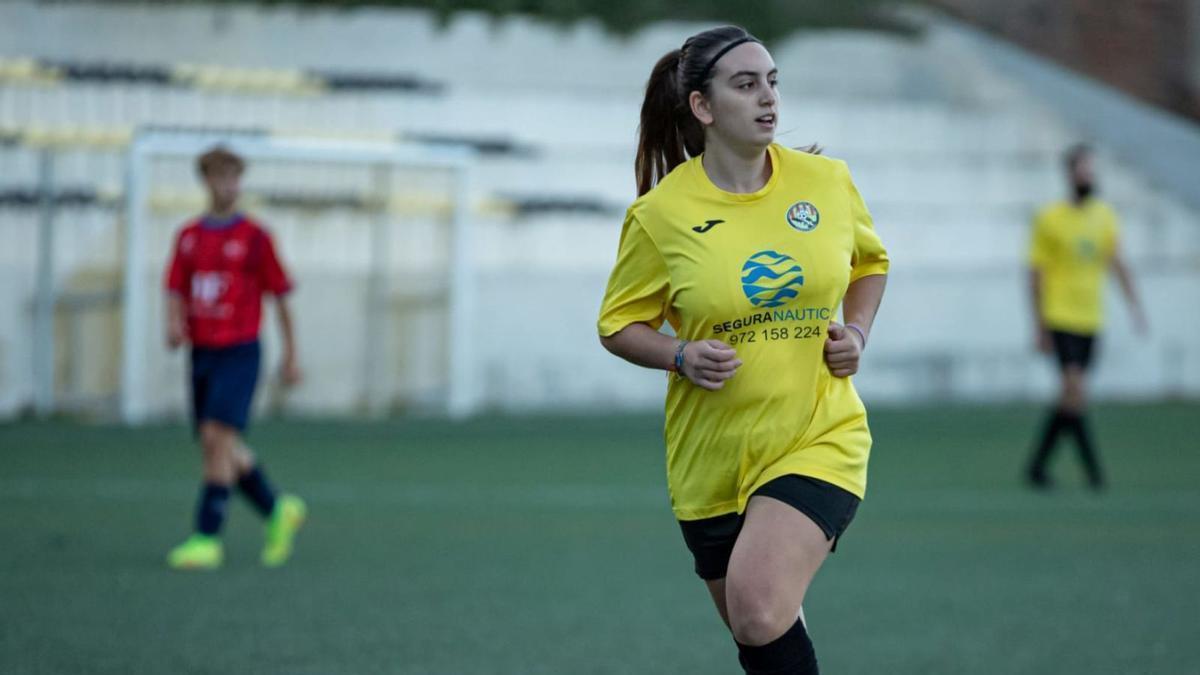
xmin=0 ymin=1 xmax=1198 ymax=420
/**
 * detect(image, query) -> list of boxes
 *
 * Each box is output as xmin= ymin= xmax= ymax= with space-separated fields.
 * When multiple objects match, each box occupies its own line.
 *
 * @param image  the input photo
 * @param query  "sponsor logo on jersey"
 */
xmin=693 ymin=219 xmax=724 ymax=233
xmin=785 ymin=201 xmax=820 ymax=232
xmin=741 ymin=250 xmax=804 ymax=308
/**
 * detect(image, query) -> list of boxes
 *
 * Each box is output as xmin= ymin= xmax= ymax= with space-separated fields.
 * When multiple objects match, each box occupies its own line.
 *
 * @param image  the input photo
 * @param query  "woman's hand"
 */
xmin=824 ymin=322 xmax=863 ymax=377
xmin=681 ymin=339 xmax=742 ymax=390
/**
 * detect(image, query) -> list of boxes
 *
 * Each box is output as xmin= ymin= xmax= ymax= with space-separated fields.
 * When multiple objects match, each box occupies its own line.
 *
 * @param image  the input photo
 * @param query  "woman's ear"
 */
xmin=688 ymin=90 xmax=713 ymax=127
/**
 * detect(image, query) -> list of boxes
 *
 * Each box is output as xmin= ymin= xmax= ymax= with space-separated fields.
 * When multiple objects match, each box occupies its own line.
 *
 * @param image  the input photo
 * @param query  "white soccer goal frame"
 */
xmin=120 ymin=129 xmax=478 ymax=423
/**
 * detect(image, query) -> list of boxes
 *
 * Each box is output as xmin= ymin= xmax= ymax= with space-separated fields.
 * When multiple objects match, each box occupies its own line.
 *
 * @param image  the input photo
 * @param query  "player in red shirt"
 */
xmin=163 ymin=146 xmax=307 ymax=570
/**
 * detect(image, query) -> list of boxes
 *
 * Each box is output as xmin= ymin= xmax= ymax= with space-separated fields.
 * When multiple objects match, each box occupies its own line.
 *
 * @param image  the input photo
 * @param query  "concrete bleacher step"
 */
xmin=3 ymin=1 xmax=1199 ymax=414
xmin=3 ymin=76 xmax=1073 ymax=151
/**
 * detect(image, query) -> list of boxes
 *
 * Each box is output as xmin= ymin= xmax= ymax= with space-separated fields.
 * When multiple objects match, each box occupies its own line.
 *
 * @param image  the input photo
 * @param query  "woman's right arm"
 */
xmin=601 ymin=324 xmax=741 ymax=391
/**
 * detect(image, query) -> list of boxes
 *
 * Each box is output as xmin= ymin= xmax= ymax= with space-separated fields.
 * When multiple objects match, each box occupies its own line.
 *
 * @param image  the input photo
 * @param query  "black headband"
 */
xmin=697 ymin=37 xmax=760 ymax=87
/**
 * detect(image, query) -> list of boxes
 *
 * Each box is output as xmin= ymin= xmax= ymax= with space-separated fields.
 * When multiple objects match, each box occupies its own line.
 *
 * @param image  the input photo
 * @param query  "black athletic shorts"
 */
xmin=677 ymin=474 xmax=861 ymax=580
xmin=1050 ymin=330 xmax=1096 ymax=370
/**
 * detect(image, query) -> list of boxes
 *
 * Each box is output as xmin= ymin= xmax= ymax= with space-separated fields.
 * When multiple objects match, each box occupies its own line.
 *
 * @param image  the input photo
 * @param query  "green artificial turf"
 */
xmin=2 ymin=403 xmax=1197 ymax=674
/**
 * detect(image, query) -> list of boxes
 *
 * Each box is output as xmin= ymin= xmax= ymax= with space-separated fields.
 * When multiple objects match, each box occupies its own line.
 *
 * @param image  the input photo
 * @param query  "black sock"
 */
xmin=736 ymin=617 xmax=818 ymax=675
xmin=1028 ymin=409 xmax=1068 ymax=480
xmin=1064 ymin=413 xmax=1105 ymax=487
xmin=237 ymin=465 xmax=278 ymax=518
xmin=195 ymin=483 xmax=231 ymax=536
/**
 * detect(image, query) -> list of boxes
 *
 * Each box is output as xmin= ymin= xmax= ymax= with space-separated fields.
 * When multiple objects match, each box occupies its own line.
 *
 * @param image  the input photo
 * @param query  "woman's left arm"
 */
xmin=825 ymin=274 xmax=887 ymax=377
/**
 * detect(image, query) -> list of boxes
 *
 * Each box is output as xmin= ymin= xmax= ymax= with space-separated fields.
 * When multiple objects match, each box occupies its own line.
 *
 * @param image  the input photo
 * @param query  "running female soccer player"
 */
xmin=598 ymin=26 xmax=889 ymax=675
xmin=164 ymin=146 xmax=306 ymax=570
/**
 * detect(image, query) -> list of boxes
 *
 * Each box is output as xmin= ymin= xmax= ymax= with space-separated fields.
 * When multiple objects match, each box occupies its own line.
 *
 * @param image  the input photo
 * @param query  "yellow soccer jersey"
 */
xmin=598 ymin=144 xmax=889 ymax=520
xmin=1028 ymin=199 xmax=1119 ymax=334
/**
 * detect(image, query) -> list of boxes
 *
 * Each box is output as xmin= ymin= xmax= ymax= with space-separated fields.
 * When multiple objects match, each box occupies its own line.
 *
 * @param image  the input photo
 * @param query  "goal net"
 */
xmin=120 ymin=130 xmax=477 ymax=423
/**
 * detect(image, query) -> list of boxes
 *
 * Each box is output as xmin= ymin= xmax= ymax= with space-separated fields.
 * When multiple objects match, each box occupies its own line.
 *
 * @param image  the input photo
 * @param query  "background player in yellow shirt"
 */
xmin=598 ymin=26 xmax=888 ymax=675
xmin=1025 ymin=144 xmax=1147 ymax=490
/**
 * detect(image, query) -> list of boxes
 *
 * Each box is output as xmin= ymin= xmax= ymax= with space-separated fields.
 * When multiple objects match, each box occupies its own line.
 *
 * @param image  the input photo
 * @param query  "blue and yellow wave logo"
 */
xmin=741 ymin=250 xmax=804 ymax=308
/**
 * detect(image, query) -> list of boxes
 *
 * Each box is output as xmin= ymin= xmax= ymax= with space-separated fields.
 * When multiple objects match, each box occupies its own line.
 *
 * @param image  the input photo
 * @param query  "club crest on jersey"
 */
xmin=741 ymin=250 xmax=804 ymax=308
xmin=223 ymin=239 xmax=246 ymax=260
xmin=785 ymin=201 xmax=820 ymax=232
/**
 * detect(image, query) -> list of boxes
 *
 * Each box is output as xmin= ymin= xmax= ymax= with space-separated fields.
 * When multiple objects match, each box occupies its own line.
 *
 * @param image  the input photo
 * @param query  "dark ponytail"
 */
xmin=635 ymin=26 xmax=756 ymax=196
xmin=635 ymin=49 xmax=702 ymax=197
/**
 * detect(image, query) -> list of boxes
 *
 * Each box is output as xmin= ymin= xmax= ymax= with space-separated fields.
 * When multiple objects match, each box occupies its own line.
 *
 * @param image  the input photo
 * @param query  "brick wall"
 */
xmin=930 ymin=0 xmax=1200 ymax=121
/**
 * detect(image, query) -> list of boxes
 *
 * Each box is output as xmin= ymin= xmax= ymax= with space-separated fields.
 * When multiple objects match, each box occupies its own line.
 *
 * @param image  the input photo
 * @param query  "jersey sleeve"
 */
xmin=597 ymin=211 xmax=670 ymax=337
xmin=1028 ymin=209 xmax=1052 ymax=269
xmin=165 ymin=229 xmax=190 ymax=295
xmin=257 ymin=228 xmax=294 ymax=295
xmin=843 ymin=163 xmax=889 ymax=282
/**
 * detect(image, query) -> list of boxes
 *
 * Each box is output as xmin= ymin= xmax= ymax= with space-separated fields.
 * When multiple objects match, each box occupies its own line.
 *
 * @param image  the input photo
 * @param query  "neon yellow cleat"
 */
xmin=167 ymin=534 xmax=223 ymax=570
xmin=261 ymin=494 xmax=306 ymax=568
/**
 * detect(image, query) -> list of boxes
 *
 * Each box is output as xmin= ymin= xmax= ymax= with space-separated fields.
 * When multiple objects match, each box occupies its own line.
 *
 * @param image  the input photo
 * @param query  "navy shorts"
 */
xmin=677 ymin=475 xmax=861 ymax=580
xmin=1050 ymin=330 xmax=1096 ymax=371
xmin=190 ymin=340 xmax=261 ymax=433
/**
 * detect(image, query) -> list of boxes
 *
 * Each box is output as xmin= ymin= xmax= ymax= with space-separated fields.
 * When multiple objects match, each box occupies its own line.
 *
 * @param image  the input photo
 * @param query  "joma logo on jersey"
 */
xmin=785 ymin=201 xmax=819 ymax=232
xmin=741 ymin=250 xmax=804 ymax=308
xmin=693 ymin=219 xmax=724 ymax=233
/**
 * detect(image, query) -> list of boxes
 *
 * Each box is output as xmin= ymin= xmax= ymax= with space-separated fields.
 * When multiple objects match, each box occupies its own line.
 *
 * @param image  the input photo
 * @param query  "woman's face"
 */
xmin=690 ymin=42 xmax=779 ymax=152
